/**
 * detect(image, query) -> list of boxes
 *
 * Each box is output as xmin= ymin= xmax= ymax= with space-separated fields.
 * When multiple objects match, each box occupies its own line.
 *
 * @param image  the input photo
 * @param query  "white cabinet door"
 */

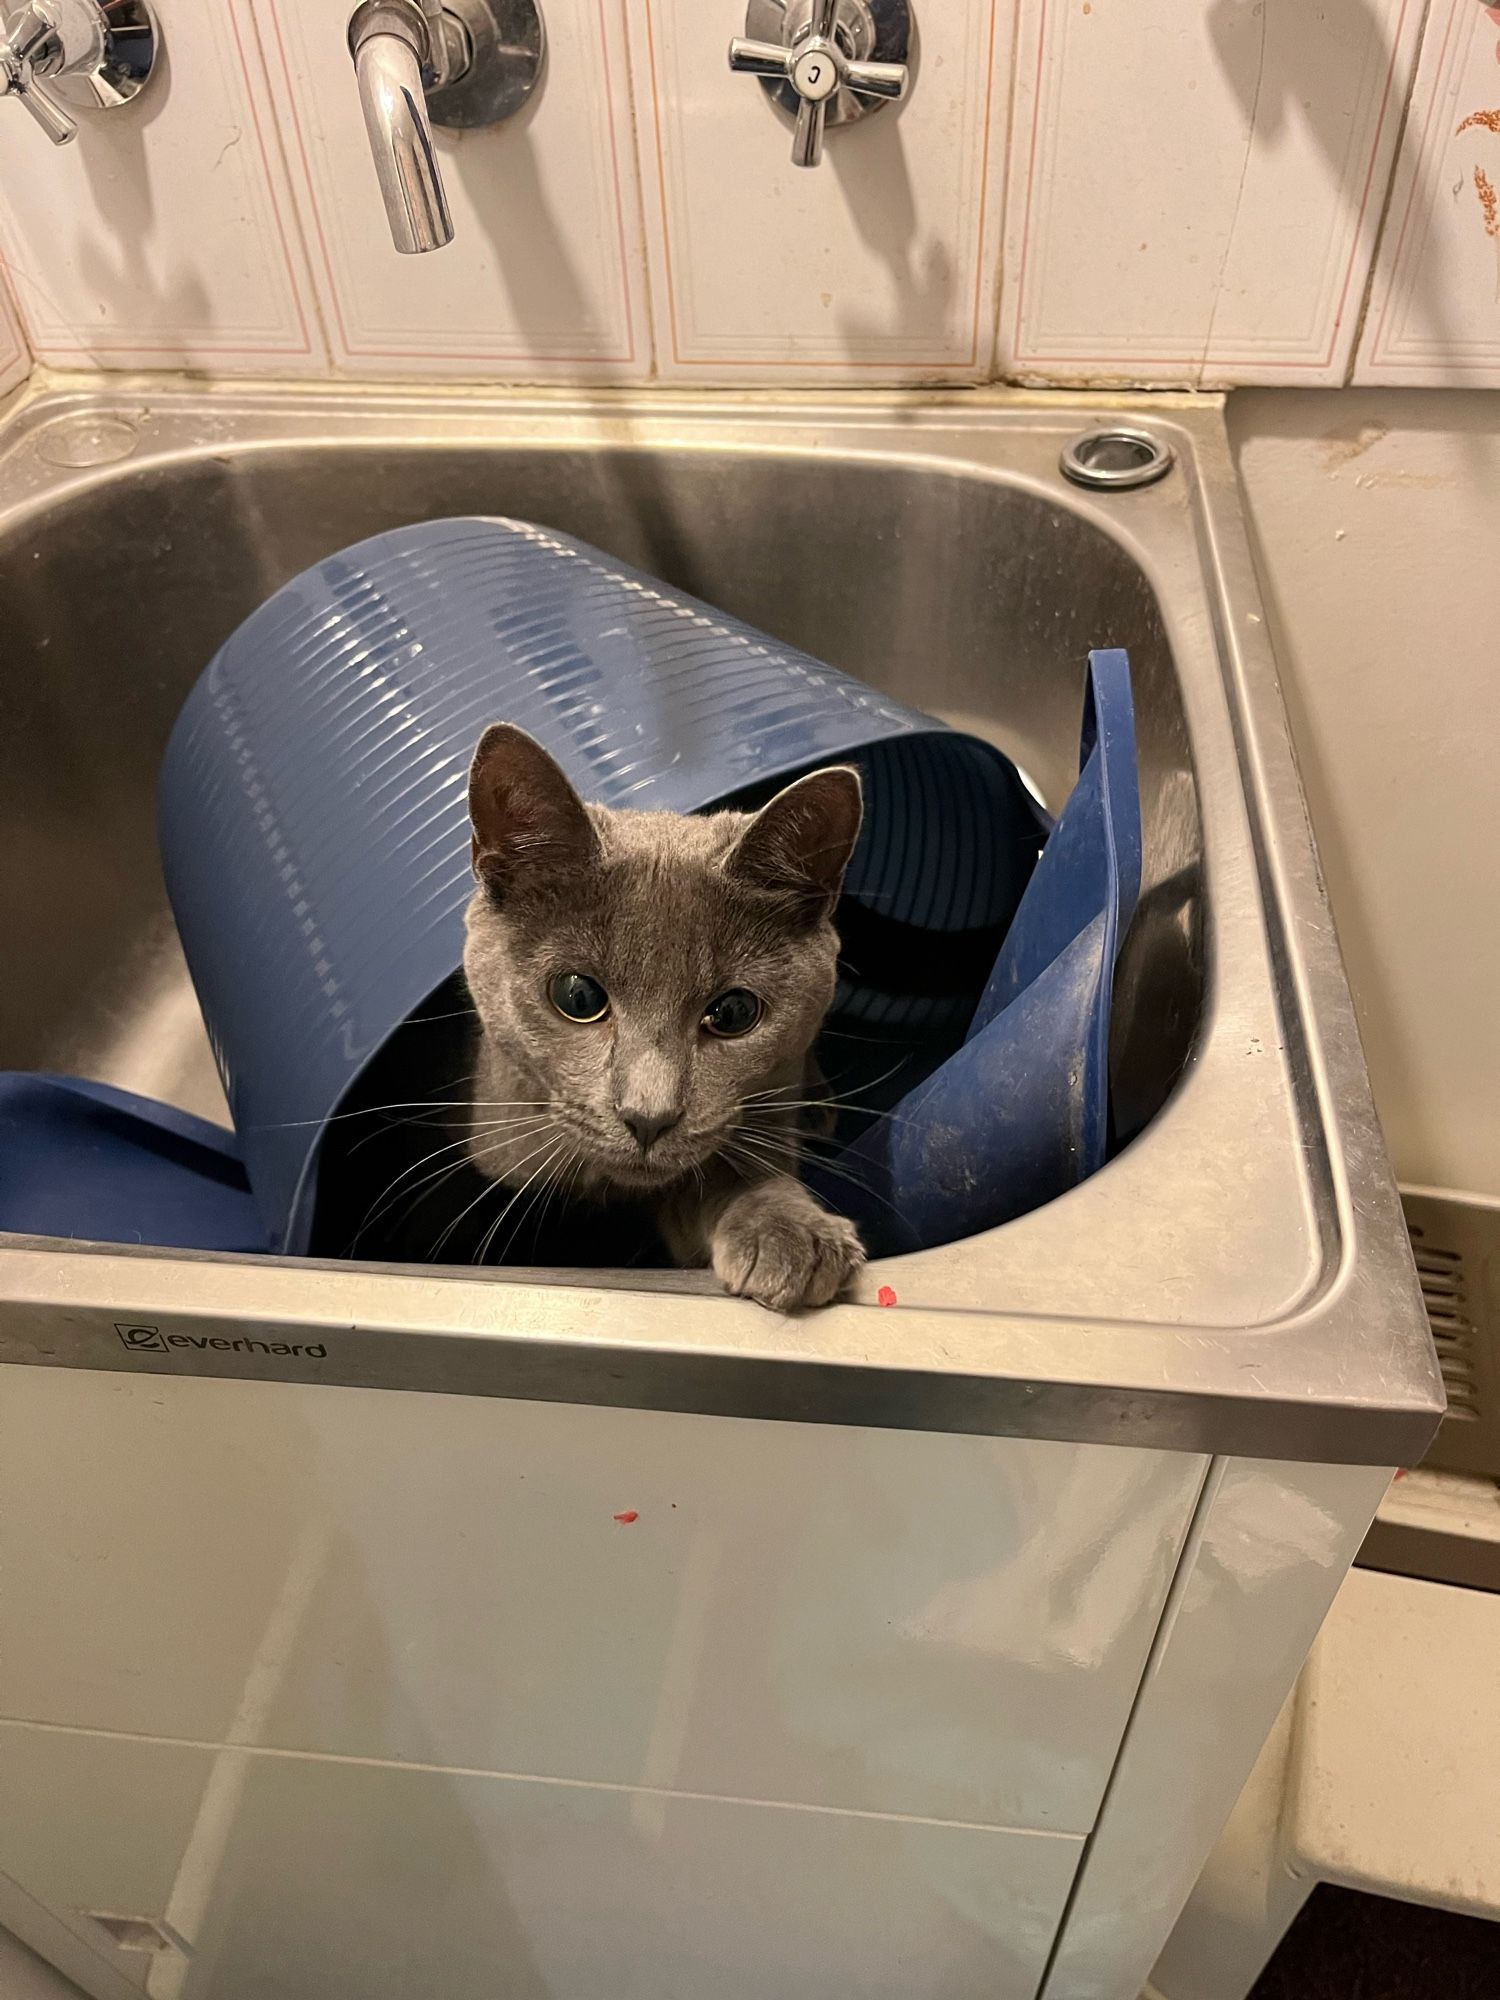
xmin=0 ymin=1370 xmax=1205 ymax=1837
xmin=0 ymin=1722 xmax=1082 ymax=2000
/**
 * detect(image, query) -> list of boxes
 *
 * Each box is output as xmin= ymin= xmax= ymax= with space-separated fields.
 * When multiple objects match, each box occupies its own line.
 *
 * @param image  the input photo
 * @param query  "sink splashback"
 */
xmin=0 ymin=2 xmax=1491 ymax=390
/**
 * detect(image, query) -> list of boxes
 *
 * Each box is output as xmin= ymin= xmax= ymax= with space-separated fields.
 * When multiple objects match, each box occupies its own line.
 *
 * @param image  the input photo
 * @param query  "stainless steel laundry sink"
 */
xmin=0 ymin=380 xmax=1442 ymax=1464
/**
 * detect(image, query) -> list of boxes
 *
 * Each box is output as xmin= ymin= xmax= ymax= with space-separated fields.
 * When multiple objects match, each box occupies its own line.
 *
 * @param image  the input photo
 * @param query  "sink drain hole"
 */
xmin=1062 ymin=427 xmax=1175 ymax=491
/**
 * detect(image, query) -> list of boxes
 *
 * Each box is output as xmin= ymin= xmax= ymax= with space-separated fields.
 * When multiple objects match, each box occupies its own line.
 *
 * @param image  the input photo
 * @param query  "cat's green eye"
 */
xmin=550 ymin=972 xmax=610 ymax=1023
xmin=701 ymin=989 xmax=762 ymax=1039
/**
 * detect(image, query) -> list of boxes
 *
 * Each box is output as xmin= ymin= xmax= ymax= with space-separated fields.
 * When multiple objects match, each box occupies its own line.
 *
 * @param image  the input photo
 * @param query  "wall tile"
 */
xmin=628 ymin=0 xmax=1010 ymax=382
xmin=1356 ymin=0 xmax=1500 ymax=385
xmin=257 ymin=0 xmax=650 ymax=380
xmin=1000 ymin=0 xmax=1424 ymax=386
xmin=0 ymin=1 xmax=323 ymax=374
xmin=0 ymin=276 xmax=26 ymax=396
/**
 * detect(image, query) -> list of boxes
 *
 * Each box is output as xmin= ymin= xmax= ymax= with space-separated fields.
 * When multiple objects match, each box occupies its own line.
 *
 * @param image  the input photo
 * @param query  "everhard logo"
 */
xmin=115 ymin=1323 xmax=165 ymax=1352
xmin=114 ymin=1323 xmax=328 ymax=1360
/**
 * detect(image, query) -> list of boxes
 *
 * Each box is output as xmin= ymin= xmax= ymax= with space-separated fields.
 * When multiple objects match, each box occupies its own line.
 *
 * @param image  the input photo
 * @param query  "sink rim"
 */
xmin=0 ymin=377 xmax=1443 ymax=1466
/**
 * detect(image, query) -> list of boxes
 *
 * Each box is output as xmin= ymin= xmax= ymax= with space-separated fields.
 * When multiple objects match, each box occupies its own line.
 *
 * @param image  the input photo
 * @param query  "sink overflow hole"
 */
xmin=1062 ymin=427 xmax=1175 ymax=491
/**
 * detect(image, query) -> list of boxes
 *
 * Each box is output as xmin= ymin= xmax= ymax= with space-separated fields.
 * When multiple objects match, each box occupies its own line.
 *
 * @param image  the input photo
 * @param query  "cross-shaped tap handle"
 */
xmin=728 ymin=0 xmax=907 ymax=168
xmin=0 ymin=3 xmax=79 ymax=144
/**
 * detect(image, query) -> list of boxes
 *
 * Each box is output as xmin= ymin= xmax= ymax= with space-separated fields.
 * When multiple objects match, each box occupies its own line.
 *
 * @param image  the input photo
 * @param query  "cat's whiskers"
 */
xmin=472 ymin=1135 xmax=573 ymax=1267
xmin=430 ymin=1127 xmax=568 ymax=1261
xmin=752 ymin=1104 xmax=916 ymax=1136
xmin=352 ymin=1115 xmax=557 ymax=1246
xmin=542 ymin=1146 xmax=590 ymax=1242
xmin=816 ymin=1023 xmax=925 ymax=1046
xmin=499 ymin=1141 xmax=569 ymax=1263
xmin=498 ymin=1138 xmax=582 ymax=1266
xmin=265 ymin=1096 xmax=551 ymax=1131
xmin=350 ymin=1105 xmax=556 ymax=1158
xmin=354 ymin=1137 xmax=482 ymax=1247
xmin=740 ymin=1055 xmax=915 ymax=1113
xmin=718 ymin=1126 xmax=910 ymax=1227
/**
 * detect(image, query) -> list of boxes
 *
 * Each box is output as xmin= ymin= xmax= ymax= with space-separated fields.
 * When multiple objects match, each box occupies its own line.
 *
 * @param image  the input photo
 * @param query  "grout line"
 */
xmin=0 ymin=1716 xmax=1086 ymax=1843
xmin=990 ymin=0 xmax=1029 ymax=381
xmin=614 ymin=0 xmax=661 ymax=380
xmin=1198 ymin=0 xmax=1273 ymax=387
xmin=966 ymin=0 xmax=1004 ymax=368
xmin=1014 ymin=0 xmax=1416 ymax=376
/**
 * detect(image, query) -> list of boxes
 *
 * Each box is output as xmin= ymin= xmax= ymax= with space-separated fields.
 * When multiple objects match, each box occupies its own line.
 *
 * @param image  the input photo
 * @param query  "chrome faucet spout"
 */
xmin=347 ymin=0 xmax=544 ymax=256
xmin=349 ymin=0 xmax=453 ymax=255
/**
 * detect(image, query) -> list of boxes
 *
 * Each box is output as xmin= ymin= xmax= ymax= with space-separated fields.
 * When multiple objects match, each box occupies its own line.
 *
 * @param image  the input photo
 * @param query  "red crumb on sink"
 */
xmin=613 ymin=1510 xmax=639 ymax=1524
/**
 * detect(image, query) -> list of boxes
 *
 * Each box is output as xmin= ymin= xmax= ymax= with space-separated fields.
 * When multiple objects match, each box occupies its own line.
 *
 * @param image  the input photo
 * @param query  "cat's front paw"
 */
xmin=711 ymin=1181 xmax=865 ymax=1313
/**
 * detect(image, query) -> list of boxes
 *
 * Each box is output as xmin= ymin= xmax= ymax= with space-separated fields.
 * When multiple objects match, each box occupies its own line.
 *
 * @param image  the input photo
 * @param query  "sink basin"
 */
xmin=0 ymin=382 xmax=1442 ymax=1463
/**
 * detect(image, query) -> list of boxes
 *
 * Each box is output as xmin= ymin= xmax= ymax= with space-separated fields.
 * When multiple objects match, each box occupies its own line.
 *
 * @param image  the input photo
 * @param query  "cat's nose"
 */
xmin=619 ymin=1107 xmax=682 ymax=1152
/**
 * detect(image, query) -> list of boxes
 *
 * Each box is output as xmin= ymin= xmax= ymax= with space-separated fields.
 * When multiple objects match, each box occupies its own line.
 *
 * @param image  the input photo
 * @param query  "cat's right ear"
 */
xmin=468 ymin=724 xmax=600 ymax=898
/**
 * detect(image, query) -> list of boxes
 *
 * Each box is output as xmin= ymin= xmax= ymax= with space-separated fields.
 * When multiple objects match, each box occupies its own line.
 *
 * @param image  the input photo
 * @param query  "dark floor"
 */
xmin=1251 ymin=1887 xmax=1500 ymax=1999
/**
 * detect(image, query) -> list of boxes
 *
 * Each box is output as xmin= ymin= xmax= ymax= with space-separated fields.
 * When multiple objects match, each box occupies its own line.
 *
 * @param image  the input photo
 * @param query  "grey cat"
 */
xmin=462 ymin=723 xmax=866 ymax=1310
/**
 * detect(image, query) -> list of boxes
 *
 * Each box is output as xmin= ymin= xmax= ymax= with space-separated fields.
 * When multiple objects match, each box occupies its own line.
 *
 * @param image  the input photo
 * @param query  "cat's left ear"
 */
xmin=726 ymin=766 xmax=863 ymax=918
xmin=468 ymin=723 xmax=601 ymax=898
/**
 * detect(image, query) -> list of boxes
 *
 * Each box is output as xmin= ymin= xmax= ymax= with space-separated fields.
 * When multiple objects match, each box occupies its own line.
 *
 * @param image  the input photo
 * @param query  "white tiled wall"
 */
xmin=998 ymin=0 xmax=1424 ymax=387
xmin=626 ymin=0 xmax=1009 ymax=382
xmin=0 ymin=1 xmax=1488 ymax=386
xmin=1356 ymin=0 xmax=1500 ymax=385
xmin=0 ymin=1 xmax=322 ymax=374
xmin=256 ymin=0 xmax=650 ymax=379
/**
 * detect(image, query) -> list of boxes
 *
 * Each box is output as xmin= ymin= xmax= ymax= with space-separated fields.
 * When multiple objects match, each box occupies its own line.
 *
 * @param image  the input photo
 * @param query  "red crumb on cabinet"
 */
xmin=613 ymin=1510 xmax=639 ymax=1524
xmin=877 ymin=1285 xmax=899 ymax=1307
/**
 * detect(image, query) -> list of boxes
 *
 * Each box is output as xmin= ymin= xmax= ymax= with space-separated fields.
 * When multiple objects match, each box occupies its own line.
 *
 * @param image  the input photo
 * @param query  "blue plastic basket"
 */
xmin=0 ymin=1074 xmax=266 ymax=1253
xmin=158 ymin=517 xmax=1048 ymax=1255
xmin=807 ymin=648 xmax=1141 ymax=1254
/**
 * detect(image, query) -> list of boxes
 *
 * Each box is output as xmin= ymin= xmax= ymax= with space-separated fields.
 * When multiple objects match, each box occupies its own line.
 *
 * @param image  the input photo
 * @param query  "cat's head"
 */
xmin=462 ymin=724 xmax=863 ymax=1190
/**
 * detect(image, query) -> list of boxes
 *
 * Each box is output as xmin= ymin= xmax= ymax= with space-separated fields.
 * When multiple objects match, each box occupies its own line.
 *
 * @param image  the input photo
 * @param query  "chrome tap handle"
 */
xmin=841 ymin=57 xmax=907 ymax=99
xmin=728 ymin=0 xmax=909 ymax=170
xmin=0 ymin=0 xmax=158 ymax=144
xmin=725 ymin=37 xmax=792 ymax=81
xmin=0 ymin=3 xmax=79 ymax=145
